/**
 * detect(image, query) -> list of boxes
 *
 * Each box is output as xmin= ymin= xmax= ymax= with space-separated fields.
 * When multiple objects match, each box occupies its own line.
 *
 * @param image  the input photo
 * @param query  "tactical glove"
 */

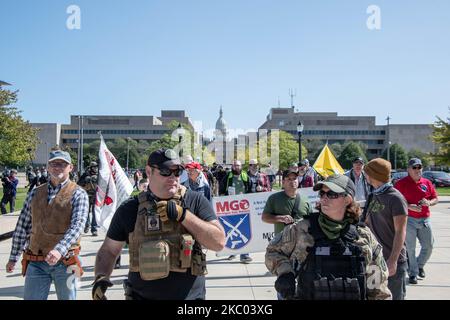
xmin=92 ymin=275 xmax=113 ymax=300
xmin=156 ymin=200 xmax=186 ymax=222
xmin=275 ymin=272 xmax=296 ymax=299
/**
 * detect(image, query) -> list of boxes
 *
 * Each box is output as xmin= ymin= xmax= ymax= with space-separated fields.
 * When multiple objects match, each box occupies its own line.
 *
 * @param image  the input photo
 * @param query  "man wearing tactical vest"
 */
xmin=265 ymin=174 xmax=392 ymax=300
xmin=5 ymin=150 xmax=89 ymax=300
xmin=92 ymin=148 xmax=225 ymax=300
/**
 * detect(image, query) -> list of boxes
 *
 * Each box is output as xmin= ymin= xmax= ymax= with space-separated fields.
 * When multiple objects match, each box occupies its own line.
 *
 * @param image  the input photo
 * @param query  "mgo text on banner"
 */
xmin=214 ymin=188 xmax=319 ymax=256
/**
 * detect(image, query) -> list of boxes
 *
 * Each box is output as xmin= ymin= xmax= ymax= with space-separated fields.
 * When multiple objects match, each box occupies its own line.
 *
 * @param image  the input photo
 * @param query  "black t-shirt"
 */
xmin=107 ymin=189 xmax=217 ymax=300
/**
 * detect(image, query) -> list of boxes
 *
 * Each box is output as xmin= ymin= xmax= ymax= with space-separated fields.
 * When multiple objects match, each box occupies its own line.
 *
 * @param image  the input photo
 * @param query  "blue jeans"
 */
xmin=406 ymin=217 xmax=434 ymax=277
xmin=24 ymin=261 xmax=78 ymax=300
xmin=388 ymin=261 xmax=407 ymax=300
xmin=85 ymin=203 xmax=98 ymax=232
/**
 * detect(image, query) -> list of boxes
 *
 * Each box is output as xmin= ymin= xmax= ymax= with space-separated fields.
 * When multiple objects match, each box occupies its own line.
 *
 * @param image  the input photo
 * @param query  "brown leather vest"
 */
xmin=28 ymin=181 xmax=80 ymax=256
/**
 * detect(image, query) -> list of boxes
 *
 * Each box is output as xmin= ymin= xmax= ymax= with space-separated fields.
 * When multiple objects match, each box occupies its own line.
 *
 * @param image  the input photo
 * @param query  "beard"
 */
xmin=51 ymin=173 xmax=65 ymax=180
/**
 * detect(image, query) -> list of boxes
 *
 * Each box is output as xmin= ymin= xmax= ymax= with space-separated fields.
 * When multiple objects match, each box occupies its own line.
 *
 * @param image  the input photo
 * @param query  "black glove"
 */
xmin=92 ymin=275 xmax=113 ymax=300
xmin=275 ymin=272 xmax=296 ymax=299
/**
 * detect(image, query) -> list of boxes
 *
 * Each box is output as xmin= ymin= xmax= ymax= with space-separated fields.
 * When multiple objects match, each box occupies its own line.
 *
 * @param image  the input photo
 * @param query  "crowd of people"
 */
xmin=2 ymin=148 xmax=441 ymax=301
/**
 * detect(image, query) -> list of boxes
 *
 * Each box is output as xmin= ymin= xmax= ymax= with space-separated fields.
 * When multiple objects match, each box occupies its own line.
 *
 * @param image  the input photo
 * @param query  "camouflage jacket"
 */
xmin=265 ymin=217 xmax=392 ymax=300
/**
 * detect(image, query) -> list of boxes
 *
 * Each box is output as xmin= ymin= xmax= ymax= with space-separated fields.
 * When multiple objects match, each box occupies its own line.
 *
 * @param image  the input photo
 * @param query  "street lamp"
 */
xmin=386 ymin=116 xmax=391 ymax=161
xmin=297 ymin=121 xmax=304 ymax=163
xmin=177 ymin=123 xmax=184 ymax=158
xmin=126 ymin=137 xmax=131 ymax=174
xmin=27 ymin=147 xmax=33 ymax=167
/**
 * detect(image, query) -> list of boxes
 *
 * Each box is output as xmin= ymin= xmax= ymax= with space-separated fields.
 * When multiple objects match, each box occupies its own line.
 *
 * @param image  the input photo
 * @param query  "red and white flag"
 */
xmin=94 ymin=135 xmax=133 ymax=231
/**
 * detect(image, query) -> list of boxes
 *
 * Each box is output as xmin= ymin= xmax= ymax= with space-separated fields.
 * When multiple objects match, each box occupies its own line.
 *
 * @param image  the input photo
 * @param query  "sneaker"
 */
xmin=84 ymin=226 xmax=89 ymax=234
xmin=92 ymin=231 xmax=98 ymax=237
xmin=409 ymin=276 xmax=418 ymax=284
xmin=418 ymin=268 xmax=426 ymax=278
xmin=228 ymin=255 xmax=236 ymax=260
xmin=240 ymin=256 xmax=253 ymax=264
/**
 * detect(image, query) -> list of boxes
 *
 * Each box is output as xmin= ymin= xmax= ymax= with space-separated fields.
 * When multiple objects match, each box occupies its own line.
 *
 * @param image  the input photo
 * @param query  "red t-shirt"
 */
xmin=394 ymin=175 xmax=438 ymax=218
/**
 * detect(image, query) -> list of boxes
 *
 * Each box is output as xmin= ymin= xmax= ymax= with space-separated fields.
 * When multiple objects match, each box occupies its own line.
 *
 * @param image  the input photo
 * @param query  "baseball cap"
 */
xmin=299 ymin=159 xmax=309 ymax=166
xmin=408 ymin=158 xmax=422 ymax=167
xmin=147 ymin=148 xmax=182 ymax=169
xmin=184 ymin=161 xmax=202 ymax=170
xmin=282 ymin=169 xmax=299 ymax=179
xmin=249 ymin=159 xmax=258 ymax=165
xmin=48 ymin=150 xmax=72 ymax=164
xmin=353 ymin=157 xmax=364 ymax=164
xmin=313 ymin=174 xmax=356 ymax=198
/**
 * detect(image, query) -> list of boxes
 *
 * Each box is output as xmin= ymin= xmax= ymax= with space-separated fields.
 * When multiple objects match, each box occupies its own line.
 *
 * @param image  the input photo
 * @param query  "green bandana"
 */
xmin=318 ymin=212 xmax=353 ymax=240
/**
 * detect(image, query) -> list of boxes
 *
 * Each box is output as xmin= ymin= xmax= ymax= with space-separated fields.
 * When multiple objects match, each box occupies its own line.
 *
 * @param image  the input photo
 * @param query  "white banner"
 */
xmin=94 ymin=136 xmax=133 ymax=231
xmin=214 ymin=188 xmax=319 ymax=256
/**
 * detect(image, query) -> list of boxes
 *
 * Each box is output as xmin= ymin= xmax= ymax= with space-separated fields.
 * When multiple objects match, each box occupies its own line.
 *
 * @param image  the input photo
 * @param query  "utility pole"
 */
xmin=386 ymin=116 xmax=391 ymax=162
xmin=289 ymin=88 xmax=296 ymax=107
xmin=126 ymin=137 xmax=131 ymax=174
xmin=80 ymin=116 xmax=84 ymax=174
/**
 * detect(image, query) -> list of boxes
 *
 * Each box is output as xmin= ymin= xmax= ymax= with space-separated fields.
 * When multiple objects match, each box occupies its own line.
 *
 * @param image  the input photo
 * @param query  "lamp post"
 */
xmin=297 ymin=121 xmax=304 ymax=163
xmin=27 ymin=147 xmax=33 ymax=167
xmin=126 ymin=137 xmax=131 ymax=174
xmin=386 ymin=116 xmax=391 ymax=162
xmin=177 ymin=123 xmax=184 ymax=158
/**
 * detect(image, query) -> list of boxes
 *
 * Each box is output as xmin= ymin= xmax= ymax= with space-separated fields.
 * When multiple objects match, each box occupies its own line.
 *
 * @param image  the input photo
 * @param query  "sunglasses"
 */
xmin=151 ymin=165 xmax=183 ymax=177
xmin=412 ymin=166 xmax=422 ymax=170
xmin=318 ymin=190 xmax=347 ymax=199
xmin=49 ymin=162 xmax=69 ymax=168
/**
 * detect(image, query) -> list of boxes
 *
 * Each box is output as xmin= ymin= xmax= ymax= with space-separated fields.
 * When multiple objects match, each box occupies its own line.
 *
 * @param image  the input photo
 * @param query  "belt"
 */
xmin=24 ymin=247 xmax=81 ymax=261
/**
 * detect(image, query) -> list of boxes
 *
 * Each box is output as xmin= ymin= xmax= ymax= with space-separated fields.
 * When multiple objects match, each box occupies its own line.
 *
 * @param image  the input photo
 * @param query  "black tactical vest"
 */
xmin=296 ymin=213 xmax=367 ymax=300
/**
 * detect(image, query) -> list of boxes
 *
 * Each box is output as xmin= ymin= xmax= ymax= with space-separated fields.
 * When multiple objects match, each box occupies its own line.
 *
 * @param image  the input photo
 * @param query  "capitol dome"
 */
xmin=215 ymin=106 xmax=227 ymax=135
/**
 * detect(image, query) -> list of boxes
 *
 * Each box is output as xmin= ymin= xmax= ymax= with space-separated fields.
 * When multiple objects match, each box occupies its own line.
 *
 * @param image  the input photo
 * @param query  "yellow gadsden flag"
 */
xmin=313 ymin=144 xmax=345 ymax=178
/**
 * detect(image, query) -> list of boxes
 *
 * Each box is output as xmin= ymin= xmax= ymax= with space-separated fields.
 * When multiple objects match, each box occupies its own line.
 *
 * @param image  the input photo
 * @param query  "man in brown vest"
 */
xmin=92 ymin=148 xmax=225 ymax=300
xmin=5 ymin=150 xmax=89 ymax=300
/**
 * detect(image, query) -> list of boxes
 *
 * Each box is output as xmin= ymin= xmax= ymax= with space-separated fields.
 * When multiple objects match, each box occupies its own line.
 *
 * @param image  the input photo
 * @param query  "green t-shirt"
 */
xmin=263 ymin=191 xmax=311 ymax=234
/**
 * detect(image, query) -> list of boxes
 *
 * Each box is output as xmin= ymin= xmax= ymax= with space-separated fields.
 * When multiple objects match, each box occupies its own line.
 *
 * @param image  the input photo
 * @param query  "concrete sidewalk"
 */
xmin=1 ymin=198 xmax=449 ymax=300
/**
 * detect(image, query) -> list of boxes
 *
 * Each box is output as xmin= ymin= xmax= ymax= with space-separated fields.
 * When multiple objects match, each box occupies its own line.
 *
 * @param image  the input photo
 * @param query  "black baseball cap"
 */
xmin=282 ymin=169 xmax=299 ymax=179
xmin=353 ymin=157 xmax=364 ymax=164
xmin=298 ymin=159 xmax=309 ymax=166
xmin=313 ymin=174 xmax=356 ymax=198
xmin=147 ymin=148 xmax=182 ymax=169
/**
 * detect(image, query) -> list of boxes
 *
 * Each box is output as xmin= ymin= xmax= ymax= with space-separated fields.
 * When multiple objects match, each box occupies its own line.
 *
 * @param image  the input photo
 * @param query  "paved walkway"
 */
xmin=1 ymin=197 xmax=449 ymax=300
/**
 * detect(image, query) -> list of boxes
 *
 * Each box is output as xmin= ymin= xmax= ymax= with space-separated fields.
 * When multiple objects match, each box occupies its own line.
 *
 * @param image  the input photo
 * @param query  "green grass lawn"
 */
xmin=437 ymin=187 xmax=450 ymax=196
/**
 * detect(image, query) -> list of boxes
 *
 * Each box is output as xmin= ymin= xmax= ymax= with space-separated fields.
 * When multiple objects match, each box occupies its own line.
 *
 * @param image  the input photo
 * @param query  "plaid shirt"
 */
xmin=9 ymin=179 xmax=89 ymax=262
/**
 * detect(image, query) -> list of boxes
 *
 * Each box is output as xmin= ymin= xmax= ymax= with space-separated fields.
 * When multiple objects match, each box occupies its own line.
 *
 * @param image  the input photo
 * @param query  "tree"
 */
xmin=147 ymin=121 xmax=196 ymax=159
xmin=329 ymin=143 xmax=344 ymax=159
xmin=337 ymin=142 xmax=368 ymax=170
xmin=382 ymin=143 xmax=408 ymax=169
xmin=303 ymin=138 xmax=324 ymax=163
xmin=0 ymin=86 xmax=40 ymax=167
xmin=431 ymin=110 xmax=450 ymax=165
xmin=407 ymin=148 xmax=431 ymax=168
xmin=274 ymin=131 xmax=308 ymax=170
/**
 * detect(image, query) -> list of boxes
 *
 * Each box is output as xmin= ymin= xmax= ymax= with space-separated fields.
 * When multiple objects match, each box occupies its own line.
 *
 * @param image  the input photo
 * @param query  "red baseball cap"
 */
xmin=185 ymin=162 xmax=202 ymax=170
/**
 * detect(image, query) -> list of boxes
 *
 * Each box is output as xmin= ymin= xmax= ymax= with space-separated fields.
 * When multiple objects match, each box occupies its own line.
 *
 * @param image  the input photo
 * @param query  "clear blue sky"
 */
xmin=1 ymin=0 xmax=449 ymax=134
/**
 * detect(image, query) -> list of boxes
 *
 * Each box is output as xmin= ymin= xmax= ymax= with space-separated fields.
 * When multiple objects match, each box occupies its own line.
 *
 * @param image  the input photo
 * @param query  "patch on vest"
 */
xmin=146 ymin=215 xmax=161 ymax=231
xmin=220 ymin=213 xmax=252 ymax=250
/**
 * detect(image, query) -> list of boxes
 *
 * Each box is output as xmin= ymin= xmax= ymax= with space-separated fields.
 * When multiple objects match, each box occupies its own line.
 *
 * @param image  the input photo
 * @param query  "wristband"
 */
xmin=179 ymin=207 xmax=187 ymax=223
